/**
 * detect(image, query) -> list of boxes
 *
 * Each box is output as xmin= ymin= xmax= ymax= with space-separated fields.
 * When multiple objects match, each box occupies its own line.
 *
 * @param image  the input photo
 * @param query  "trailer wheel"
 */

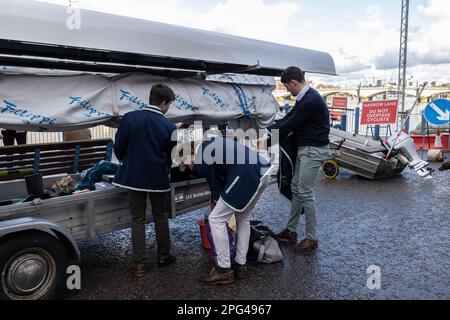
xmin=322 ymin=160 xmax=340 ymax=179
xmin=0 ymin=232 xmax=69 ymax=300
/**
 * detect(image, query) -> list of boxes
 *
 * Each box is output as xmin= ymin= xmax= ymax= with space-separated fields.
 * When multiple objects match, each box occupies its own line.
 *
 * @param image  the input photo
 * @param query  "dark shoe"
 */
xmin=132 ymin=263 xmax=146 ymax=279
xmin=232 ymin=263 xmax=249 ymax=280
xmin=158 ymin=254 xmax=176 ymax=267
xmin=276 ymin=229 xmax=298 ymax=244
xmin=199 ymin=267 xmax=234 ymax=285
xmin=294 ymin=239 xmax=319 ymax=253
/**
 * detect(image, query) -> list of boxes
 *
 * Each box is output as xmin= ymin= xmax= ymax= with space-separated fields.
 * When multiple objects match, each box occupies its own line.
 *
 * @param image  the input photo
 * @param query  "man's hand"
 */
xmin=176 ymin=123 xmax=190 ymax=129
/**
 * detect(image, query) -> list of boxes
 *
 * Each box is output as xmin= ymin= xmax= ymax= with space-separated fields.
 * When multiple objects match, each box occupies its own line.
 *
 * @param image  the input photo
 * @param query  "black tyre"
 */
xmin=0 ymin=231 xmax=69 ymax=300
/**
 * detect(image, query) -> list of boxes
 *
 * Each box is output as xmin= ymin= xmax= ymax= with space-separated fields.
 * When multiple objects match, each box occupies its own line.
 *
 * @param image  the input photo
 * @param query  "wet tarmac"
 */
xmin=65 ymin=162 xmax=449 ymax=300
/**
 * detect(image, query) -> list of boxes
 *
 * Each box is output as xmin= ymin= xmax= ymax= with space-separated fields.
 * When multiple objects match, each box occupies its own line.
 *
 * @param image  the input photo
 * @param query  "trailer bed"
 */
xmin=0 ymin=175 xmax=210 ymax=240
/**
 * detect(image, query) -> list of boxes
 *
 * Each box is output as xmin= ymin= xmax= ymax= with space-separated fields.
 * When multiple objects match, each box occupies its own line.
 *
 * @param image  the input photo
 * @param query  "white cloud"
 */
xmin=334 ymin=47 xmax=372 ymax=74
xmin=357 ymin=5 xmax=385 ymax=32
xmin=340 ymin=1 xmax=450 ymax=84
xmin=417 ymin=0 xmax=450 ymax=18
xmin=406 ymin=1 xmax=450 ymax=68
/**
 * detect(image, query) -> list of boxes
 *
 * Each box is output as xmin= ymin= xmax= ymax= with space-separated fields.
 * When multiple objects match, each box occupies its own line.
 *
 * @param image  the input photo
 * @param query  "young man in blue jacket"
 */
xmin=263 ymin=66 xmax=331 ymax=253
xmin=113 ymin=84 xmax=177 ymax=278
xmin=183 ymin=137 xmax=274 ymax=285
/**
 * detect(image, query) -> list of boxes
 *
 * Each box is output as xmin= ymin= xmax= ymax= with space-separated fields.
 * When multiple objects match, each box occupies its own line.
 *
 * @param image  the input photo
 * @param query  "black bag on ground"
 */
xmin=247 ymin=221 xmax=284 ymax=264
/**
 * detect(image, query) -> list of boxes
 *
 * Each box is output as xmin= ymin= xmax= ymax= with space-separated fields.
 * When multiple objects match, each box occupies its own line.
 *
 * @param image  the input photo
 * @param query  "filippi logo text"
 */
xmin=174 ymin=95 xmax=194 ymax=111
xmin=1 ymin=100 xmax=56 ymax=126
xmin=119 ymin=90 xmax=150 ymax=110
xmin=69 ymin=97 xmax=111 ymax=118
xmin=201 ymin=88 xmax=229 ymax=109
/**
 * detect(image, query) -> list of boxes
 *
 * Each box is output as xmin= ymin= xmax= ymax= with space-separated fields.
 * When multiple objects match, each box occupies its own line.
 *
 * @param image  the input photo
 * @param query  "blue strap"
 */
xmin=73 ymin=144 xmax=81 ymax=173
xmin=105 ymin=141 xmax=113 ymax=161
xmin=33 ymin=148 xmax=41 ymax=174
xmin=231 ymin=84 xmax=252 ymax=118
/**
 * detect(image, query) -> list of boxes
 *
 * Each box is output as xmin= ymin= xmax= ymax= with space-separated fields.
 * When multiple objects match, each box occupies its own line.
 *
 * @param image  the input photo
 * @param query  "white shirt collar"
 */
xmin=142 ymin=104 xmax=164 ymax=116
xmin=296 ymin=85 xmax=311 ymax=102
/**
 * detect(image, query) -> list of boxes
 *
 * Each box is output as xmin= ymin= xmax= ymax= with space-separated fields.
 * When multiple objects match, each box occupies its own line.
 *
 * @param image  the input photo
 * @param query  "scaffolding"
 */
xmin=397 ymin=0 xmax=410 ymax=115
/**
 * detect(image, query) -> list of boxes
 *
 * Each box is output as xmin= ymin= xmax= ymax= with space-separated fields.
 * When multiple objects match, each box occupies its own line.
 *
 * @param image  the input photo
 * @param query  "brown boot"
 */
xmin=232 ymin=263 xmax=249 ymax=280
xmin=276 ymin=229 xmax=298 ymax=244
xmin=132 ymin=263 xmax=145 ymax=279
xmin=199 ymin=267 xmax=234 ymax=285
xmin=294 ymin=239 xmax=319 ymax=253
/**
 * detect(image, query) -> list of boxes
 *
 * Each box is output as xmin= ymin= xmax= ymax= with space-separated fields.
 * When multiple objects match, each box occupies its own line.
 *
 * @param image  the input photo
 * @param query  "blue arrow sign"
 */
xmin=424 ymin=99 xmax=450 ymax=126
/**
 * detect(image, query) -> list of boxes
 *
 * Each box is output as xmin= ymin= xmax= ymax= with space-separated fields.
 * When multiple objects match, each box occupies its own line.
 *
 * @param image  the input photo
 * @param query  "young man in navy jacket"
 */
xmin=183 ymin=137 xmax=274 ymax=285
xmin=113 ymin=84 xmax=177 ymax=278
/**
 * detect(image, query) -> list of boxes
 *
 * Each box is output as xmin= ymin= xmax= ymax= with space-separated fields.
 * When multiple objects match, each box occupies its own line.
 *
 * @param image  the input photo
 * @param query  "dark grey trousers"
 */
xmin=127 ymin=190 xmax=171 ymax=264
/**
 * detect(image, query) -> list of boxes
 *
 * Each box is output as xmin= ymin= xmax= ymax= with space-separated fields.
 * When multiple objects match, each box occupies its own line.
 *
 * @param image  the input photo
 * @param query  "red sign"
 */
xmin=361 ymin=100 xmax=398 ymax=125
xmin=330 ymin=97 xmax=348 ymax=121
xmin=332 ymin=96 xmax=348 ymax=108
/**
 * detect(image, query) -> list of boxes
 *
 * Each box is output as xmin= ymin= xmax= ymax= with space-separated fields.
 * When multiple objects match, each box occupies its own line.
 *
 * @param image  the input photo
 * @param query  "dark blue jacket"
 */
xmin=276 ymin=133 xmax=304 ymax=215
xmin=113 ymin=106 xmax=177 ymax=192
xmin=277 ymin=132 xmax=297 ymax=201
xmin=268 ymin=88 xmax=330 ymax=147
xmin=193 ymin=137 xmax=272 ymax=212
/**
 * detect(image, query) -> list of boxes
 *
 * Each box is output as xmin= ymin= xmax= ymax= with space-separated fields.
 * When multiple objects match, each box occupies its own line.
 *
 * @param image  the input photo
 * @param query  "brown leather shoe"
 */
xmin=132 ymin=263 xmax=145 ymax=279
xmin=232 ymin=263 xmax=249 ymax=280
xmin=199 ymin=267 xmax=234 ymax=285
xmin=276 ymin=229 xmax=298 ymax=244
xmin=294 ymin=239 xmax=319 ymax=253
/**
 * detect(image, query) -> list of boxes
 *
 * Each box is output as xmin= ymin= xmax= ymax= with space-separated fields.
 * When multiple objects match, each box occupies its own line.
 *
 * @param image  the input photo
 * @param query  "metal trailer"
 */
xmin=0 ymin=173 xmax=210 ymax=300
xmin=322 ymin=128 xmax=407 ymax=180
xmin=322 ymin=128 xmax=432 ymax=180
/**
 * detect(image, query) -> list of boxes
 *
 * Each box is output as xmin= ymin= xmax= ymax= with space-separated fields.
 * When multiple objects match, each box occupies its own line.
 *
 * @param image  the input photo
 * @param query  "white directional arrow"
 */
xmin=430 ymin=102 xmax=450 ymax=121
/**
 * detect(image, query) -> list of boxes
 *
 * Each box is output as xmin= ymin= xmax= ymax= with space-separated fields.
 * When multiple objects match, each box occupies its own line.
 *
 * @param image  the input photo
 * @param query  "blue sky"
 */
xmin=36 ymin=0 xmax=450 ymax=86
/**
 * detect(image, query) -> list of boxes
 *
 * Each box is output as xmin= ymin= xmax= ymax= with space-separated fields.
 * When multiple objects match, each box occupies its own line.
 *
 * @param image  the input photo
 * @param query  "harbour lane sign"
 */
xmin=361 ymin=100 xmax=398 ymax=125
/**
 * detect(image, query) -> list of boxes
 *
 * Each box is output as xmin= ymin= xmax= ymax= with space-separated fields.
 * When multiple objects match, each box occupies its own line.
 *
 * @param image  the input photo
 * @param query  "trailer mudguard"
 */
xmin=0 ymin=217 xmax=80 ymax=261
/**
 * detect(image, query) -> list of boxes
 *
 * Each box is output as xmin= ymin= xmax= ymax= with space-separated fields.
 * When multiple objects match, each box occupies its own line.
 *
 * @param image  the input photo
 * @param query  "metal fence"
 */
xmin=0 ymin=126 xmax=118 ymax=146
xmin=1 ymin=114 xmax=449 ymax=148
xmin=336 ymin=108 xmax=450 ymax=149
xmin=0 ymin=125 xmax=205 ymax=147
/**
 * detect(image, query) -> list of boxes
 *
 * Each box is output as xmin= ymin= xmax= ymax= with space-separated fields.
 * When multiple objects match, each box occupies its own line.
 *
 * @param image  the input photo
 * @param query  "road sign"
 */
xmin=332 ymin=96 xmax=348 ymax=108
xmin=361 ymin=100 xmax=398 ymax=125
xmin=331 ymin=96 xmax=348 ymax=120
xmin=423 ymin=99 xmax=450 ymax=126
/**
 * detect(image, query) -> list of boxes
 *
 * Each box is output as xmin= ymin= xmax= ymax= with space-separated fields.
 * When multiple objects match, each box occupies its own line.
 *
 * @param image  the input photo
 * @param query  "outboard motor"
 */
xmin=386 ymin=132 xmax=432 ymax=178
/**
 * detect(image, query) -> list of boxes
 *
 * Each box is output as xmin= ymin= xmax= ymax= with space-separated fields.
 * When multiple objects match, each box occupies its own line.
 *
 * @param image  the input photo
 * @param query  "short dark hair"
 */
xmin=281 ymin=66 xmax=305 ymax=84
xmin=149 ymin=84 xmax=176 ymax=106
xmin=177 ymin=141 xmax=196 ymax=160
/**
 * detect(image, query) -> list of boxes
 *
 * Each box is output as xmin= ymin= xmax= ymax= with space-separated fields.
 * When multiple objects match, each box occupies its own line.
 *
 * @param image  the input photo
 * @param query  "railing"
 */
xmin=2 ymin=116 xmax=449 ymax=149
xmin=0 ymin=126 xmax=117 ymax=147
xmin=1 ymin=125 xmax=198 ymax=146
xmin=335 ymin=108 xmax=450 ymax=148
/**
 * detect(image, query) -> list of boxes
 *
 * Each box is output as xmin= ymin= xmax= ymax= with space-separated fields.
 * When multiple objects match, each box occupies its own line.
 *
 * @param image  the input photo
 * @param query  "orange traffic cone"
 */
xmin=434 ymin=130 xmax=443 ymax=149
